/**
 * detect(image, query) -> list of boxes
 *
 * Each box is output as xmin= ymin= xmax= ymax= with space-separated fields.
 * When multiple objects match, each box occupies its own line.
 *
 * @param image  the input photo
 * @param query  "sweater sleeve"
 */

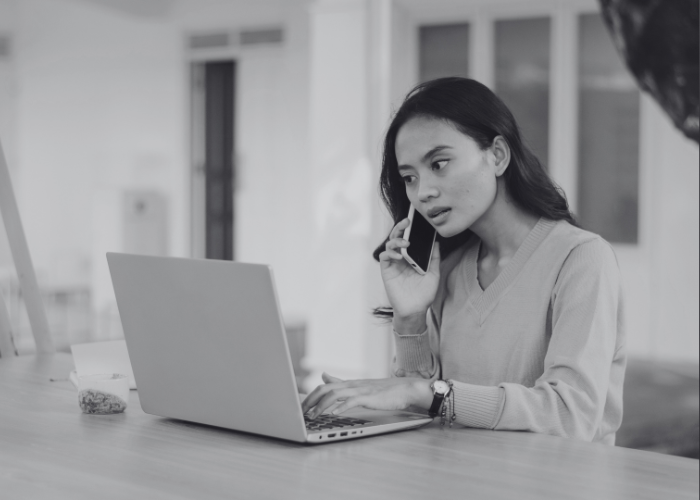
xmin=391 ymin=309 xmax=440 ymax=379
xmin=447 ymin=239 xmax=624 ymax=440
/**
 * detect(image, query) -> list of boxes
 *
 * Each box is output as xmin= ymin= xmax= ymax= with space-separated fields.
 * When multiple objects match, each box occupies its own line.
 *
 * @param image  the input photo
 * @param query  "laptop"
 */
xmin=106 ymin=253 xmax=433 ymax=444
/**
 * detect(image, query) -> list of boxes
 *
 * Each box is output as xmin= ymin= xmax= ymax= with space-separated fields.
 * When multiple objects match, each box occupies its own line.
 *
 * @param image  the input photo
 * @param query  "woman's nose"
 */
xmin=417 ymin=179 xmax=439 ymax=202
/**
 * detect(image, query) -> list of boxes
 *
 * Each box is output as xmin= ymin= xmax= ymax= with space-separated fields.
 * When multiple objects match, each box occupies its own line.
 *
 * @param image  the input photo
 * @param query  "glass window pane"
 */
xmin=419 ymin=24 xmax=469 ymax=83
xmin=495 ymin=17 xmax=551 ymax=168
xmin=577 ymin=13 xmax=640 ymax=244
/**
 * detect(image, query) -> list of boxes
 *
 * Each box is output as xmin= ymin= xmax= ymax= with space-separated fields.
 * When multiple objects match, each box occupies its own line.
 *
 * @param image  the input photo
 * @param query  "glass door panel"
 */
xmin=495 ymin=17 xmax=552 ymax=169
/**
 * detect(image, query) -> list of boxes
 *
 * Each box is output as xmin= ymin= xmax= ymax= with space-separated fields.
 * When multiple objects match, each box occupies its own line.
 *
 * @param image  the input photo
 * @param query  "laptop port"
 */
xmin=328 ymin=433 xmax=336 ymax=438
xmin=340 ymin=432 xmax=348 ymax=437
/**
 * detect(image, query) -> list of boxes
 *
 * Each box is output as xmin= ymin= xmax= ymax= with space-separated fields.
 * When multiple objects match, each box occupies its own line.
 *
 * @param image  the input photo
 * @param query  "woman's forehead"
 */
xmin=395 ymin=117 xmax=474 ymax=162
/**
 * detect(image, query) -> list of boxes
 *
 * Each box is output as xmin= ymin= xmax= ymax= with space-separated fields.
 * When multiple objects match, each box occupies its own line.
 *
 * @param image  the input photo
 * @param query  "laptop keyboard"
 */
xmin=304 ymin=414 xmax=372 ymax=431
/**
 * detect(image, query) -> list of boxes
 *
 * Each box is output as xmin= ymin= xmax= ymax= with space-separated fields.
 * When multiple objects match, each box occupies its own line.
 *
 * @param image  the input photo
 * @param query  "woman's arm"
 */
xmin=446 ymin=239 xmax=625 ymax=441
xmin=392 ymin=309 xmax=440 ymax=379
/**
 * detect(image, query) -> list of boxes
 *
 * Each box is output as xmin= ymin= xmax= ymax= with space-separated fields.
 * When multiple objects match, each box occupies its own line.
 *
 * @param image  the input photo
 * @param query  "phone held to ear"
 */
xmin=401 ymin=204 xmax=437 ymax=275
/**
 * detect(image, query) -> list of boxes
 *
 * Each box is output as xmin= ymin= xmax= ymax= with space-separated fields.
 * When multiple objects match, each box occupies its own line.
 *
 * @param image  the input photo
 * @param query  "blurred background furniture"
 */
xmin=617 ymin=359 xmax=699 ymax=459
xmin=0 ymin=274 xmax=91 ymax=355
xmin=0 ymin=137 xmax=53 ymax=357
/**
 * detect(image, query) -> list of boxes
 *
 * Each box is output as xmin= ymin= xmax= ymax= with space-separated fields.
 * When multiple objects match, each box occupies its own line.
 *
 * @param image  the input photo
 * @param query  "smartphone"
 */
xmin=400 ymin=204 xmax=437 ymax=275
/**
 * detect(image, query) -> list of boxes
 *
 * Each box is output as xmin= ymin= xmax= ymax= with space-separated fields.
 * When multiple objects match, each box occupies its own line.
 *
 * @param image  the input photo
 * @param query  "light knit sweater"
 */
xmin=393 ymin=218 xmax=626 ymax=444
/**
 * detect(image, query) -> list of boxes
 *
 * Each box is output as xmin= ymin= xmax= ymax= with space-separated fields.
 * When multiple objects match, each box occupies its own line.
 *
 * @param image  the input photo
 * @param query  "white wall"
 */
xmin=306 ymin=0 xmax=376 ymax=382
xmin=617 ymin=94 xmax=700 ymax=364
xmin=10 ymin=0 xmax=186 ymax=335
xmin=645 ymin=99 xmax=699 ymax=362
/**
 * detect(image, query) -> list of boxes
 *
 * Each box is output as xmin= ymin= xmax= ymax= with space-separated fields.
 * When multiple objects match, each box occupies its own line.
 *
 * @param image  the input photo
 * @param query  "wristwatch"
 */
xmin=428 ymin=380 xmax=451 ymax=417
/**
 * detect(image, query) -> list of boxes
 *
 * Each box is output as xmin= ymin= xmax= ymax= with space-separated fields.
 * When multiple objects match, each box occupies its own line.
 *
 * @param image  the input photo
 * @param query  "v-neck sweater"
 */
xmin=393 ymin=218 xmax=626 ymax=444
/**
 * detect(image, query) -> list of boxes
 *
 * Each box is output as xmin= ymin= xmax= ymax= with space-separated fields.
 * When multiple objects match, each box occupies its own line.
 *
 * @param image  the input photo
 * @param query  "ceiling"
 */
xmin=73 ymin=0 xmax=310 ymax=19
xmin=73 ymin=0 xmax=175 ymax=18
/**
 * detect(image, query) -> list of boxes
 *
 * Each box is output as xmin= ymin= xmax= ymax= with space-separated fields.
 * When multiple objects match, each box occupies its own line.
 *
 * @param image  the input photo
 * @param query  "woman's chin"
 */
xmin=436 ymin=225 xmax=468 ymax=239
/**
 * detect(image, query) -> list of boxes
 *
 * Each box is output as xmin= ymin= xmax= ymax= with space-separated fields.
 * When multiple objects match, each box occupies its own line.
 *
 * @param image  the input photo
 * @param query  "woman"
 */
xmin=302 ymin=77 xmax=626 ymax=444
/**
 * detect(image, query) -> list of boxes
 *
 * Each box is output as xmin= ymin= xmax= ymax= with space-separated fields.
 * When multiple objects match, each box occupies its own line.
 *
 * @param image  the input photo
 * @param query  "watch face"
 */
xmin=433 ymin=380 xmax=450 ymax=395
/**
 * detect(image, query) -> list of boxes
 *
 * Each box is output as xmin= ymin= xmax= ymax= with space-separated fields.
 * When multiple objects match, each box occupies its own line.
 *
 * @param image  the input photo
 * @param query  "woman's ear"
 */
xmin=491 ymin=136 xmax=511 ymax=177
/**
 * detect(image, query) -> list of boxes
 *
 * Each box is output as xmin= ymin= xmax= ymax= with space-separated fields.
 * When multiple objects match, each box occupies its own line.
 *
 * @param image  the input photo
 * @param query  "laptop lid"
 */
xmin=106 ymin=253 xmax=307 ymax=442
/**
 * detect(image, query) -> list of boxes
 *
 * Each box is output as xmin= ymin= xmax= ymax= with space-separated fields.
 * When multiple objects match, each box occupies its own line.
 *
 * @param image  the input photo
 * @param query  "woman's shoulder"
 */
xmin=546 ymin=220 xmax=614 ymax=255
xmin=546 ymin=220 xmax=620 ymax=277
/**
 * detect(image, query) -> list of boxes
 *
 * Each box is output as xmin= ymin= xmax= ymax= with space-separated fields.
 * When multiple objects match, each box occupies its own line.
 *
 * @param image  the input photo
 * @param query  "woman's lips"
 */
xmin=427 ymin=208 xmax=451 ymax=225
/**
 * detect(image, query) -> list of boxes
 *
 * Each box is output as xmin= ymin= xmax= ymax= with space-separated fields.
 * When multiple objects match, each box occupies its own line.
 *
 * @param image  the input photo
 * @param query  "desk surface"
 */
xmin=1 ymin=353 xmax=697 ymax=500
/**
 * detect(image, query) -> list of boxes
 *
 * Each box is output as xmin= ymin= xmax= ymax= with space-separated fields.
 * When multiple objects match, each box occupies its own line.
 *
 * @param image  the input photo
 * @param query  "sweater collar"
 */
xmin=465 ymin=217 xmax=557 ymax=322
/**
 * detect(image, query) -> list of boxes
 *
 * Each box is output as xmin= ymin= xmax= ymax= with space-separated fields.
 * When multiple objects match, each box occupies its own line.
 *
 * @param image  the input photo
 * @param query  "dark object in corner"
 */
xmin=599 ymin=0 xmax=699 ymax=143
xmin=617 ymin=359 xmax=699 ymax=459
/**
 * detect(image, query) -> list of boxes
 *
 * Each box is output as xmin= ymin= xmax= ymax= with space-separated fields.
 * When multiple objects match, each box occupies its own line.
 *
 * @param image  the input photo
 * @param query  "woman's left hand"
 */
xmin=301 ymin=373 xmax=433 ymax=419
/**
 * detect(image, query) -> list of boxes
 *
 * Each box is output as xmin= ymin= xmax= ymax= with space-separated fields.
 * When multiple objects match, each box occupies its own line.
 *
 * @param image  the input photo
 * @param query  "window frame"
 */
xmin=398 ymin=0 xmax=646 ymax=248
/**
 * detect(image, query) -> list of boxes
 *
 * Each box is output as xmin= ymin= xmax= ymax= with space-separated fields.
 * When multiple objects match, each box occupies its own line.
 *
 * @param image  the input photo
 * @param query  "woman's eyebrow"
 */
xmin=422 ymin=145 xmax=452 ymax=161
xmin=398 ymin=145 xmax=452 ymax=171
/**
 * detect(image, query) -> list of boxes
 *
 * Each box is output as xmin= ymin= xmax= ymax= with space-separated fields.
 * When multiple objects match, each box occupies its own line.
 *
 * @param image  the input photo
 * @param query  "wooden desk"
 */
xmin=1 ymin=354 xmax=697 ymax=500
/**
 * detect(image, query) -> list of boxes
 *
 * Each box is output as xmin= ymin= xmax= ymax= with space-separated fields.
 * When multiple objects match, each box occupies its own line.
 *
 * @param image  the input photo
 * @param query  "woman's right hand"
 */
xmin=379 ymin=218 xmax=441 ymax=334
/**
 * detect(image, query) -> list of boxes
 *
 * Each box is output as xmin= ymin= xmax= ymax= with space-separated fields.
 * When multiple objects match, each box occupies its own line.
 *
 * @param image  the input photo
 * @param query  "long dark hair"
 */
xmin=372 ymin=77 xmax=576 ymax=262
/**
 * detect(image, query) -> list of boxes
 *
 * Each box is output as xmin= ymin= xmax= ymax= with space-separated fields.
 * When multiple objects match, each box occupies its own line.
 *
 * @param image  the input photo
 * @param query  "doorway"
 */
xmin=190 ymin=60 xmax=236 ymax=261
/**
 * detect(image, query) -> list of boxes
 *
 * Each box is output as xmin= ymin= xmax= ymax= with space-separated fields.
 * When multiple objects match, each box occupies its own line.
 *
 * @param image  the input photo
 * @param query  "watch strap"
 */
xmin=428 ymin=392 xmax=445 ymax=417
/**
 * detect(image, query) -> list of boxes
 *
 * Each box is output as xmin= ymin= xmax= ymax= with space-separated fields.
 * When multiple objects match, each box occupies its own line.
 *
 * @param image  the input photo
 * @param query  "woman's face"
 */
xmin=395 ymin=116 xmax=501 ymax=238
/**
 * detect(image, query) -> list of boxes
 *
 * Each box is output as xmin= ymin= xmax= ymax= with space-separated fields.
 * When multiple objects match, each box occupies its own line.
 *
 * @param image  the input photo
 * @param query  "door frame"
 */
xmin=189 ymin=56 xmax=237 ymax=260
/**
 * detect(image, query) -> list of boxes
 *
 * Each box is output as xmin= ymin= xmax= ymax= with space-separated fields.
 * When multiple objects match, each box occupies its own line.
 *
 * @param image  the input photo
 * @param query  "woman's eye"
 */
xmin=401 ymin=175 xmax=416 ymax=184
xmin=432 ymin=160 xmax=448 ymax=171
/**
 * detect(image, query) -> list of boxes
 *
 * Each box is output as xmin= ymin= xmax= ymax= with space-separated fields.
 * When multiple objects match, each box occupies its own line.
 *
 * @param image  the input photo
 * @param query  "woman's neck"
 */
xmin=470 ymin=179 xmax=539 ymax=264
